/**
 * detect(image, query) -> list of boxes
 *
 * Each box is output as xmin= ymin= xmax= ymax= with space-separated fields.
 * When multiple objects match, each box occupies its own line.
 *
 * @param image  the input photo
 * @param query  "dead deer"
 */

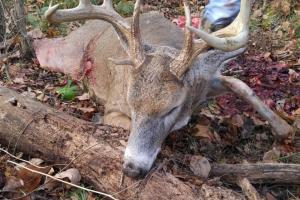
xmin=43 ymin=0 xmax=293 ymax=178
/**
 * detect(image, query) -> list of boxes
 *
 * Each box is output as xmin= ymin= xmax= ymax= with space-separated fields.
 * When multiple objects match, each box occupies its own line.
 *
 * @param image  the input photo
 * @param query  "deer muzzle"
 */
xmin=123 ymin=117 xmax=169 ymax=178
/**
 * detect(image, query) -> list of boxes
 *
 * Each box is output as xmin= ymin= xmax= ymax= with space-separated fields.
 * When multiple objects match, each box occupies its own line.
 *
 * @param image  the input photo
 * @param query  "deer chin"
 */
xmin=123 ymin=147 xmax=160 ymax=178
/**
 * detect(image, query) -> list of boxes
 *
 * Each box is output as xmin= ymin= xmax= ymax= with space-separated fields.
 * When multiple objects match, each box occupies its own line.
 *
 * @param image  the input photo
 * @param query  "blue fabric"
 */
xmin=203 ymin=0 xmax=240 ymax=26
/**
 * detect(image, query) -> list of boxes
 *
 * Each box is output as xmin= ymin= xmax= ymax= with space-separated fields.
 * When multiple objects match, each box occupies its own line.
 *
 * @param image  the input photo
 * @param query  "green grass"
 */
xmin=68 ymin=188 xmax=88 ymax=200
xmin=261 ymin=8 xmax=281 ymax=30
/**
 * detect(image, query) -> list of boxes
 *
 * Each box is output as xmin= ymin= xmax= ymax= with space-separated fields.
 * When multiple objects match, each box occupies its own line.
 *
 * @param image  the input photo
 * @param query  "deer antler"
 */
xmin=170 ymin=0 xmax=250 ymax=78
xmin=45 ymin=0 xmax=145 ymax=68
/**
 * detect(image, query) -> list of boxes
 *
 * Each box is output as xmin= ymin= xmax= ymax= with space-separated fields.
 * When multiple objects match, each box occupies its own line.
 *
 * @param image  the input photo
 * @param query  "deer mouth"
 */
xmin=123 ymin=147 xmax=160 ymax=178
xmin=123 ymin=162 xmax=148 ymax=178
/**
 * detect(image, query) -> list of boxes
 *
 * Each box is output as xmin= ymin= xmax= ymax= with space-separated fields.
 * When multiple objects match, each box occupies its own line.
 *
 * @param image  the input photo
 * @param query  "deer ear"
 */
xmin=108 ymin=57 xmax=134 ymax=67
xmin=182 ymin=48 xmax=246 ymax=87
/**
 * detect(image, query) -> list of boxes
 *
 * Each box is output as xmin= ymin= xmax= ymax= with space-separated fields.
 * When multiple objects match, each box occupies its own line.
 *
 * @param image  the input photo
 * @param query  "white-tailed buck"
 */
xmin=42 ymin=0 xmax=293 ymax=178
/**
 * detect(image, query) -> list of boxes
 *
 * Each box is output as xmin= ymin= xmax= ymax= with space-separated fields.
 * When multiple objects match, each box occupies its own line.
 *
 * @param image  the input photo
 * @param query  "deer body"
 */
xmin=44 ymin=0 xmax=293 ymax=178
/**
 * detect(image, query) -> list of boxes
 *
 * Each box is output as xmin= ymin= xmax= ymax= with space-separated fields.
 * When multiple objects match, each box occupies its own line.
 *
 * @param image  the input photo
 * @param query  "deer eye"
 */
xmin=163 ymin=106 xmax=179 ymax=118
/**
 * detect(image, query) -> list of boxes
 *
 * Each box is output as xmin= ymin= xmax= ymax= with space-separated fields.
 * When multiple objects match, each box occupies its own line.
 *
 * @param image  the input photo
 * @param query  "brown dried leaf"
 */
xmin=17 ymin=165 xmax=51 ymax=193
xmin=77 ymin=93 xmax=90 ymax=101
xmin=194 ymin=124 xmax=214 ymax=141
xmin=54 ymin=168 xmax=81 ymax=184
xmin=29 ymin=158 xmax=44 ymax=166
xmin=230 ymin=114 xmax=244 ymax=128
xmin=13 ymin=77 xmax=25 ymax=84
xmin=190 ymin=156 xmax=211 ymax=179
xmin=3 ymin=176 xmax=24 ymax=191
xmin=263 ymin=148 xmax=281 ymax=163
xmin=77 ymin=107 xmax=95 ymax=113
xmin=42 ymin=168 xmax=81 ymax=191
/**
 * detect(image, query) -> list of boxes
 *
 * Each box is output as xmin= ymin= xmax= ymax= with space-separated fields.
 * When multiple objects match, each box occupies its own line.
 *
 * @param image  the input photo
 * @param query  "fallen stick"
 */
xmin=211 ymin=163 xmax=300 ymax=184
xmin=237 ymin=178 xmax=262 ymax=200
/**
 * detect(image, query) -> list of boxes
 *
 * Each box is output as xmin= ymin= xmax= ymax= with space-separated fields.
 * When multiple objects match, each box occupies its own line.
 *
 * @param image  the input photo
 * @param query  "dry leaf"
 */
xmin=77 ymin=93 xmax=90 ymax=101
xmin=29 ymin=158 xmax=44 ymax=166
xmin=54 ymin=168 xmax=81 ymax=185
xmin=251 ymin=116 xmax=266 ymax=126
xmin=230 ymin=114 xmax=244 ymax=128
xmin=77 ymin=107 xmax=95 ymax=113
xmin=190 ymin=156 xmax=211 ymax=179
xmin=194 ymin=124 xmax=214 ymax=141
xmin=13 ymin=77 xmax=25 ymax=84
xmin=263 ymin=148 xmax=280 ymax=163
xmin=3 ymin=176 xmax=24 ymax=191
xmin=17 ymin=165 xmax=51 ymax=193
xmin=41 ymin=168 xmax=81 ymax=190
xmin=293 ymin=108 xmax=300 ymax=116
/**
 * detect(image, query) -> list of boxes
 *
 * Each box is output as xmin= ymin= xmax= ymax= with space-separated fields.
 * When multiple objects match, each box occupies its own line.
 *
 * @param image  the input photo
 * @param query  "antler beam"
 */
xmin=45 ymin=0 xmax=145 ymax=67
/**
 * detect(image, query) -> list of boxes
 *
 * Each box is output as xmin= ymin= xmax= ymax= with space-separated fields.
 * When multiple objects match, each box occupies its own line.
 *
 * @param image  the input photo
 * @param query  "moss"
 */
xmin=261 ymin=8 xmax=280 ymax=30
xmin=249 ymin=18 xmax=261 ymax=31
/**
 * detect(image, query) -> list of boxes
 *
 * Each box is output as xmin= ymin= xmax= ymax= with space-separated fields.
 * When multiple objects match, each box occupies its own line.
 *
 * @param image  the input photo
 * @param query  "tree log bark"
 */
xmin=0 ymin=86 xmax=198 ymax=200
xmin=211 ymin=163 xmax=300 ymax=184
xmin=13 ymin=0 xmax=34 ymax=58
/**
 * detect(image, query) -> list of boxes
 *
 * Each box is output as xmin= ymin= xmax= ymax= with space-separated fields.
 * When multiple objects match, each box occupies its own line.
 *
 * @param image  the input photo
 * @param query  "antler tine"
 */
xmin=188 ymin=0 xmax=250 ymax=51
xmin=79 ymin=0 xmax=92 ymax=6
xmin=170 ymin=0 xmax=193 ymax=78
xmin=45 ymin=0 xmax=130 ymax=28
xmin=45 ymin=0 xmax=145 ymax=68
xmin=130 ymin=0 xmax=145 ymax=66
xmin=102 ymin=0 xmax=114 ymax=10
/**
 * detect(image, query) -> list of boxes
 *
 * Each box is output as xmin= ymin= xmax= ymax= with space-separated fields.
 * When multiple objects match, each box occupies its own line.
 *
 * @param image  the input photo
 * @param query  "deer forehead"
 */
xmin=128 ymin=56 xmax=184 ymax=115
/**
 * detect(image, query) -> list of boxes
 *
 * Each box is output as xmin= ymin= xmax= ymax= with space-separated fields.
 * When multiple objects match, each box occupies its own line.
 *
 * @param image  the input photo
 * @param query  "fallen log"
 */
xmin=0 ymin=87 xmax=299 ymax=200
xmin=211 ymin=163 xmax=300 ymax=184
xmin=0 ymin=86 xmax=200 ymax=200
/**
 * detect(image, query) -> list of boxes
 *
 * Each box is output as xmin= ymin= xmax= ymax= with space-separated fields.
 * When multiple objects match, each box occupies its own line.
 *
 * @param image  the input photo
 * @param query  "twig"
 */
xmin=0 ymin=147 xmax=44 ymax=169
xmin=7 ymin=160 xmax=118 ymax=200
xmin=3 ymin=64 xmax=12 ymax=83
xmin=118 ymin=172 xmax=125 ymax=188
xmin=0 ymin=147 xmax=66 ymax=168
xmin=237 ymin=178 xmax=262 ymax=200
xmin=34 ymin=143 xmax=101 ymax=193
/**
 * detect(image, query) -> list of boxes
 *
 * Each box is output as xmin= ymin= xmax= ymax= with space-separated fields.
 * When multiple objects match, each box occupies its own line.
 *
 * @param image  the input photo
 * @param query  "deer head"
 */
xmin=45 ymin=0 xmax=250 ymax=178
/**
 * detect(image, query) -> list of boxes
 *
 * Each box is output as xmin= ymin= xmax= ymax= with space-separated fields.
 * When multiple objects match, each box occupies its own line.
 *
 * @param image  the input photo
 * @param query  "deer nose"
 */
xmin=122 ymin=162 xmax=147 ymax=178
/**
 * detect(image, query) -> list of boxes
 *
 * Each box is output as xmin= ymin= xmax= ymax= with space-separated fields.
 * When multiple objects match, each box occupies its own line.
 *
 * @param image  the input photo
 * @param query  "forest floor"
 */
xmin=0 ymin=0 xmax=300 ymax=199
